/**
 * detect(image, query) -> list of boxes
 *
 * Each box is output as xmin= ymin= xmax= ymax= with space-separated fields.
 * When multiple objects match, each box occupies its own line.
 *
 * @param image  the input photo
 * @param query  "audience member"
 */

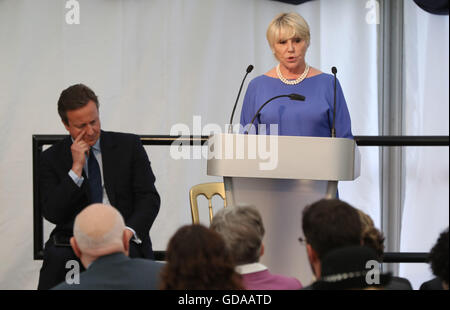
xmin=312 ymin=246 xmax=391 ymax=290
xmin=358 ymin=209 xmax=412 ymax=290
xmin=420 ymin=277 xmax=445 ymax=290
xmin=301 ymin=198 xmax=362 ymax=285
xmin=211 ymin=206 xmax=302 ymax=290
xmin=420 ymin=228 xmax=449 ymax=290
xmin=159 ymin=224 xmax=244 ymax=290
xmin=52 ymin=203 xmax=163 ymax=290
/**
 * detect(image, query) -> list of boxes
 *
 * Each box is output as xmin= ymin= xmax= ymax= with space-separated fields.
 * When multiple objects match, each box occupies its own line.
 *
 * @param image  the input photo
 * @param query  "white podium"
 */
xmin=207 ymin=133 xmax=360 ymax=286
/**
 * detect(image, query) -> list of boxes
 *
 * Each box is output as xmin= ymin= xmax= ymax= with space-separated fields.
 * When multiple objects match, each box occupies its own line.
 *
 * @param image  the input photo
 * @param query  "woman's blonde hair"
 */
xmin=266 ymin=12 xmax=310 ymax=51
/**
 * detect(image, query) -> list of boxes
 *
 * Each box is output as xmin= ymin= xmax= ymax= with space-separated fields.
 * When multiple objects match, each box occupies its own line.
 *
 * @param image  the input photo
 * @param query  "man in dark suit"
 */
xmin=300 ymin=199 xmax=411 ymax=290
xmin=38 ymin=84 xmax=160 ymax=290
xmin=52 ymin=203 xmax=163 ymax=290
xmin=301 ymin=199 xmax=363 ymax=287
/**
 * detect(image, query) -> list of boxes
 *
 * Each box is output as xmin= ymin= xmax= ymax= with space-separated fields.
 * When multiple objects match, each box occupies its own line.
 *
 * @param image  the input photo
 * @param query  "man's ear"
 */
xmin=70 ymin=237 xmax=81 ymax=258
xmin=306 ymin=244 xmax=321 ymax=278
xmin=259 ymin=243 xmax=265 ymax=257
xmin=122 ymin=230 xmax=130 ymax=256
xmin=62 ymin=120 xmax=70 ymax=132
xmin=306 ymin=244 xmax=316 ymax=262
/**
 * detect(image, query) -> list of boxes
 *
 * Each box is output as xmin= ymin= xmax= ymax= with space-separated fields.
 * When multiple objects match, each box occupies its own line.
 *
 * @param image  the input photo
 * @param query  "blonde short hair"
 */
xmin=266 ymin=12 xmax=310 ymax=50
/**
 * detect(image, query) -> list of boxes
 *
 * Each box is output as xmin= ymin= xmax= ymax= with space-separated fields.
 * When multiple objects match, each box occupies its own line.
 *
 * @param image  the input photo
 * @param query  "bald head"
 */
xmin=73 ymin=203 xmax=126 ymax=256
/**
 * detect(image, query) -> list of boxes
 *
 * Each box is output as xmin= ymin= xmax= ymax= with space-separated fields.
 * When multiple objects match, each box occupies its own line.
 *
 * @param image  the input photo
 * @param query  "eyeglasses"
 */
xmin=298 ymin=236 xmax=307 ymax=245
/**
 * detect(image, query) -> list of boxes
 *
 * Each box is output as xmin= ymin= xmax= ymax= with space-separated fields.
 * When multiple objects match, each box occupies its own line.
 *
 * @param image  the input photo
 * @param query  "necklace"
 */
xmin=276 ymin=63 xmax=310 ymax=85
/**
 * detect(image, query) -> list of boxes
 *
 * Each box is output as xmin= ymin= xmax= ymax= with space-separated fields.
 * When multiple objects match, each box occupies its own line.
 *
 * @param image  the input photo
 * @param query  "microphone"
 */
xmin=331 ymin=66 xmax=337 ymax=138
xmin=245 ymin=93 xmax=305 ymax=134
xmin=288 ymin=93 xmax=306 ymax=101
xmin=228 ymin=65 xmax=254 ymax=133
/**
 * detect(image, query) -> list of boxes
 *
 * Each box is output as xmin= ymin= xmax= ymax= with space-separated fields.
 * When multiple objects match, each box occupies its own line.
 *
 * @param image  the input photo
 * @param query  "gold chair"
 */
xmin=189 ymin=182 xmax=227 ymax=224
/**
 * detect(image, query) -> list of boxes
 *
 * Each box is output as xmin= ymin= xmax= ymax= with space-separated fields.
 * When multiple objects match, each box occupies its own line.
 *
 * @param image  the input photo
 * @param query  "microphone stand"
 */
xmin=331 ymin=66 xmax=337 ymax=138
xmin=228 ymin=65 xmax=254 ymax=133
xmin=328 ymin=67 xmax=339 ymax=199
xmin=245 ymin=94 xmax=305 ymax=134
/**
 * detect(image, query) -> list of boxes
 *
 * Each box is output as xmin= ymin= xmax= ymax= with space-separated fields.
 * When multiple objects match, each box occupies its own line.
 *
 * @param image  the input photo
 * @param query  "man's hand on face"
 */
xmin=71 ymin=130 xmax=89 ymax=177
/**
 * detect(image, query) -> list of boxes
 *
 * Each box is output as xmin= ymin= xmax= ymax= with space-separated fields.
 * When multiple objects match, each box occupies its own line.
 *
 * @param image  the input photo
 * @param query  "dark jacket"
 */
xmin=39 ymin=130 xmax=160 ymax=257
xmin=52 ymin=252 xmax=163 ymax=290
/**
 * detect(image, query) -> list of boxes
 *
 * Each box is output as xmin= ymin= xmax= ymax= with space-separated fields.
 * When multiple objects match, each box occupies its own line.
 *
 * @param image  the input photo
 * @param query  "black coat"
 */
xmin=52 ymin=253 xmax=163 ymax=290
xmin=39 ymin=130 xmax=160 ymax=257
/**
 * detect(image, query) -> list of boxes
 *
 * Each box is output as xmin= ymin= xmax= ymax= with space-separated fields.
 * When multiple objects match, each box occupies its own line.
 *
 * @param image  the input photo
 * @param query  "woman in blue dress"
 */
xmin=240 ymin=12 xmax=353 ymax=139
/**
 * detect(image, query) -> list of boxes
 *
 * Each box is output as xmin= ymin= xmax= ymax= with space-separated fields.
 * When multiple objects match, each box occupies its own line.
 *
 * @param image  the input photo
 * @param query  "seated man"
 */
xmin=52 ymin=203 xmax=163 ymax=290
xmin=312 ymin=246 xmax=391 ymax=290
xmin=300 ymin=198 xmax=362 ymax=289
xmin=38 ymin=84 xmax=160 ymax=289
xmin=210 ymin=206 xmax=302 ymax=290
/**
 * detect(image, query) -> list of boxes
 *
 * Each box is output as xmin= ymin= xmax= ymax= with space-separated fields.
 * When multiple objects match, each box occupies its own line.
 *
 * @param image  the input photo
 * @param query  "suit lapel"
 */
xmin=100 ymin=131 xmax=117 ymax=206
xmin=62 ymin=136 xmax=74 ymax=171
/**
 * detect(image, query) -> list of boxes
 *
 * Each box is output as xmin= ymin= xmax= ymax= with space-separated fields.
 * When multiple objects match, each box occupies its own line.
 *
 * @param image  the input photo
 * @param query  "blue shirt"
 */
xmin=240 ymin=73 xmax=353 ymax=138
xmin=67 ymin=137 xmax=140 ymax=242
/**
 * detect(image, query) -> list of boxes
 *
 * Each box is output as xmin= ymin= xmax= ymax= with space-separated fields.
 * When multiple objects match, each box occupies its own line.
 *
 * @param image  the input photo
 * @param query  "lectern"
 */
xmin=207 ymin=133 xmax=360 ymax=285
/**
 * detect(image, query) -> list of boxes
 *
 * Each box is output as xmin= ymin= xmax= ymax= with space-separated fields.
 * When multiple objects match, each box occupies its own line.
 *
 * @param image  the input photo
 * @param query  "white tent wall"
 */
xmin=0 ymin=0 xmax=446 ymax=290
xmin=399 ymin=0 xmax=449 ymax=289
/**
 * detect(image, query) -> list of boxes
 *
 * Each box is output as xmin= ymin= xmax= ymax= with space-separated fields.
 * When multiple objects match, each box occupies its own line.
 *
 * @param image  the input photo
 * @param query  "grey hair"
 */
xmin=210 ymin=206 xmax=265 ymax=265
xmin=73 ymin=207 xmax=125 ymax=252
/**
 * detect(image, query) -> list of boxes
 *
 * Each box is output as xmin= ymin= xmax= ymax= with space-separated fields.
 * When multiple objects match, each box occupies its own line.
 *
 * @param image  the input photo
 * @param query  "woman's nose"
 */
xmin=287 ymin=41 xmax=294 ymax=51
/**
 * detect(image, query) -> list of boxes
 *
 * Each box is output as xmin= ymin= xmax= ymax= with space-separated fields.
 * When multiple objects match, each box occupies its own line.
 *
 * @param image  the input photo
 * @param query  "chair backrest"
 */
xmin=189 ymin=182 xmax=227 ymax=224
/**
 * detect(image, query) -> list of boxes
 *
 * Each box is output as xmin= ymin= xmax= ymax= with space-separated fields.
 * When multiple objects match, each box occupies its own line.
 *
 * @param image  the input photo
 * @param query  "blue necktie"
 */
xmin=88 ymin=149 xmax=103 ymax=203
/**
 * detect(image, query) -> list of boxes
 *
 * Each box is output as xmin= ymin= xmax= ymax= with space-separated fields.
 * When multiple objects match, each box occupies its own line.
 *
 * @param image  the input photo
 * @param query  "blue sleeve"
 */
xmin=68 ymin=169 xmax=84 ymax=187
xmin=332 ymin=78 xmax=353 ymax=139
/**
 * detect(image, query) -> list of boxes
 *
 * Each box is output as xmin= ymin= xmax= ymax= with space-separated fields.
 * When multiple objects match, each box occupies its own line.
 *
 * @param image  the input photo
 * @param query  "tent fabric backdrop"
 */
xmin=399 ymin=0 xmax=449 ymax=289
xmin=0 ymin=0 xmax=445 ymax=289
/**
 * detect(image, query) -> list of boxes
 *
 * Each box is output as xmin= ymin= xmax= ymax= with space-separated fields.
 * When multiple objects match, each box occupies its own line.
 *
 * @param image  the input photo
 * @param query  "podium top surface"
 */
xmin=206 ymin=134 xmax=360 ymax=181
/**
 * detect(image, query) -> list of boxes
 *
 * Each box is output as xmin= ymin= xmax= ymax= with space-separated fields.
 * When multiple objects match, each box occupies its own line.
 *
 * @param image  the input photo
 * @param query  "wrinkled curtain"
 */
xmin=399 ymin=0 xmax=449 ymax=289
xmin=0 ymin=0 xmax=378 ymax=289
